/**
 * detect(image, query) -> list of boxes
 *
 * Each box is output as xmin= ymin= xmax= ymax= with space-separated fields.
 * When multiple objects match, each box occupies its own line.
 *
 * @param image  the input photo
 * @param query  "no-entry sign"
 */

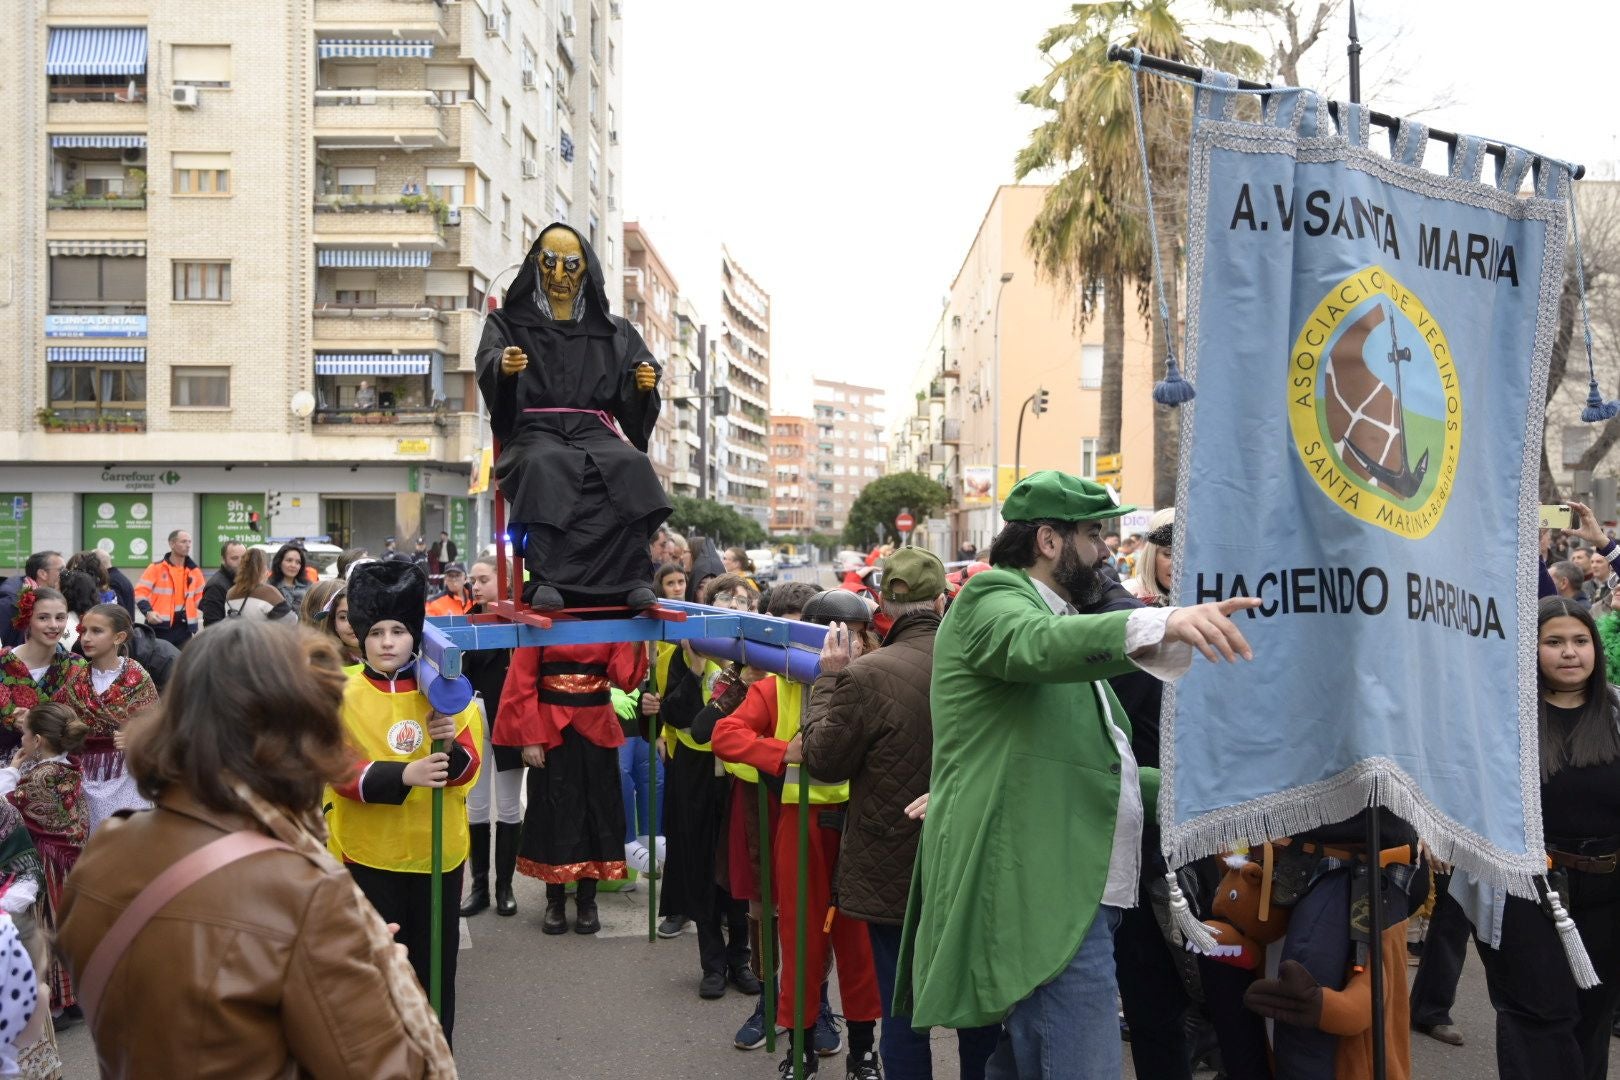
xmin=895 ymin=512 xmax=915 ymax=533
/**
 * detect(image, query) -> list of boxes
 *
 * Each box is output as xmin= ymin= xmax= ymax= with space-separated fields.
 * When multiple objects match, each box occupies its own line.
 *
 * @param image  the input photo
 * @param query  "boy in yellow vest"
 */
xmin=711 ymin=588 xmax=883 ymax=1079
xmin=328 ymin=561 xmax=482 ymax=1043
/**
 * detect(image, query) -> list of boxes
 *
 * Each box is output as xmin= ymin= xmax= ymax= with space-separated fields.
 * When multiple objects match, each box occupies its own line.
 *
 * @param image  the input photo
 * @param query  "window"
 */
xmin=1081 ymin=438 xmax=1098 ymax=479
xmin=607 ymin=169 xmax=615 ymax=199
xmin=608 ymin=39 xmax=616 ymax=72
xmin=500 ymin=4 xmax=512 ymax=42
xmin=589 ymin=76 xmax=599 ymax=120
xmin=606 ymin=235 xmax=615 ymax=268
xmin=172 ymin=152 xmax=230 ymax=196
xmin=426 ymin=166 xmax=466 ymax=206
xmin=49 ymin=256 xmax=146 ymax=312
xmin=501 ymin=194 xmax=511 ymax=237
xmin=473 ymin=69 xmax=491 ymax=109
xmin=425 ymin=65 xmax=469 ymax=103
xmin=544 ymin=67 xmax=556 ymax=133
xmin=522 ymin=128 xmax=537 ymax=163
xmin=553 ymin=190 xmax=570 ymax=224
xmin=335 ymin=166 xmax=376 ymax=194
xmin=473 ymin=171 xmax=490 ymax=215
xmin=608 ymin=105 xmax=616 ymax=137
xmin=325 ymin=269 xmax=378 ymax=306
xmin=171 ymin=366 xmax=231 ymax=408
xmin=172 ymin=261 xmax=230 ymax=302
xmin=172 ymin=44 xmax=231 ymax=87
xmin=588 ymin=212 xmax=599 ymax=249
xmin=469 ymin=271 xmax=488 ymax=310
xmin=1081 ymin=343 xmax=1103 ymax=390
xmin=78 ymin=162 xmax=129 ymax=196
xmin=520 ymin=39 xmax=537 ymax=79
xmin=50 ymin=363 xmax=146 ymax=413
xmin=425 ymin=269 xmax=468 ymax=310
xmin=501 ymin=98 xmax=512 ymax=142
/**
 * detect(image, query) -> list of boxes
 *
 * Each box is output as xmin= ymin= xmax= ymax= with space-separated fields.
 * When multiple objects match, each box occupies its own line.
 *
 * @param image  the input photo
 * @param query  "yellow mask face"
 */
xmin=537 ymin=228 xmax=586 ymax=321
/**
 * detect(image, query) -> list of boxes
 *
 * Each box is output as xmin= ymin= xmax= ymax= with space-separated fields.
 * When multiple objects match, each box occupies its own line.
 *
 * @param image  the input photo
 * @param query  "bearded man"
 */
xmin=896 ymin=471 xmax=1259 ymax=1078
xmin=475 ymin=223 xmax=671 ymax=611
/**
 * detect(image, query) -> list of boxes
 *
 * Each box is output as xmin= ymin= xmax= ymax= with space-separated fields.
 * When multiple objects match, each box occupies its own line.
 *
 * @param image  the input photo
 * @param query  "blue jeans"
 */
xmin=868 ymin=921 xmax=999 ymax=1080
xmin=986 ymin=905 xmax=1123 ymax=1080
xmin=618 ymin=736 xmax=664 ymax=843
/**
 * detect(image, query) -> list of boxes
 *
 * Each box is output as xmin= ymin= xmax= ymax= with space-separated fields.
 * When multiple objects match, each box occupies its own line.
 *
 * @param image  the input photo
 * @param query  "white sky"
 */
xmin=621 ymin=1 xmax=1619 ymax=421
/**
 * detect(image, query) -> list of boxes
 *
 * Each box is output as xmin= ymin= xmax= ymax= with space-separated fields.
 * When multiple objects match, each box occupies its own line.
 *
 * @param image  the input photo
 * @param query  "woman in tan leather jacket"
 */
xmin=55 ymin=620 xmax=457 ymax=1078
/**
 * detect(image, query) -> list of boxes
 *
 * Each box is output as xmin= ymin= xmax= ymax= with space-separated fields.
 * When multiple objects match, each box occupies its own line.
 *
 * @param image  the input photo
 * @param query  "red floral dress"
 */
xmin=7 ymin=756 xmax=88 ymax=1011
xmin=65 ymin=658 xmax=158 ymax=833
xmin=0 ymin=649 xmax=89 ymax=758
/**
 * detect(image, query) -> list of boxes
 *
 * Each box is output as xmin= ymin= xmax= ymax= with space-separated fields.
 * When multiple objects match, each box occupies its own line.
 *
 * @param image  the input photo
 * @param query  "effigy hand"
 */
xmin=634 ymin=362 xmax=657 ymax=391
xmin=501 ymin=346 xmax=528 ymax=376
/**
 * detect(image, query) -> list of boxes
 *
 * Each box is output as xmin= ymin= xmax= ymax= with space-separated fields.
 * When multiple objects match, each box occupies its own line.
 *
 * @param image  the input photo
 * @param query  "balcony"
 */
xmin=36 ymin=407 xmax=145 ymax=434
xmin=313 ymin=195 xmax=448 ymax=243
xmin=312 ymin=306 xmax=450 ymax=350
xmin=314 ymin=90 xmax=448 ymax=149
xmin=313 ymin=0 xmax=450 ymax=38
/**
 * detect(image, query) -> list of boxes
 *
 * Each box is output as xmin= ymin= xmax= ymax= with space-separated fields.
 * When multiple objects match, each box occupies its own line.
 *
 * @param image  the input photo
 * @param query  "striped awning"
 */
xmin=46 ymin=28 xmax=148 ymax=76
xmin=46 ymin=239 xmax=146 ymax=257
xmin=315 ymin=353 xmax=433 ymax=376
xmin=47 ymin=346 xmax=146 ymax=363
xmin=50 ymin=134 xmax=146 ymax=149
xmin=317 ymin=248 xmax=432 ymax=268
xmin=317 ymin=39 xmax=435 ymax=59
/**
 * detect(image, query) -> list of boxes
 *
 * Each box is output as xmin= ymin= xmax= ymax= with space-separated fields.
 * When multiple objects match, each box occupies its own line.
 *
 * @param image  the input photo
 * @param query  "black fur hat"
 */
xmin=802 ymin=588 xmax=874 ymax=627
xmin=347 ymin=560 xmax=428 ymax=651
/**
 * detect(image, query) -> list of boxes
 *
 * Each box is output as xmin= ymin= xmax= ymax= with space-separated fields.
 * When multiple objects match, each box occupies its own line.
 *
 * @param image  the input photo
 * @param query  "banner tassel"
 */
xmin=1546 ymin=886 xmax=1602 ymax=989
xmin=1581 ymin=379 xmax=1619 ymax=423
xmin=1154 ymin=351 xmax=1197 ymax=406
xmin=1166 ymin=870 xmax=1217 ymax=953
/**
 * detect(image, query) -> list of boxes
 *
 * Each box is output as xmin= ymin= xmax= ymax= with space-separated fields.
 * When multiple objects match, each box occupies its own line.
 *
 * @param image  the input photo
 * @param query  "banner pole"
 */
xmin=647 ymin=708 xmax=659 ymax=944
xmin=757 ymin=780 xmax=777 ymax=1055
xmin=793 ymin=765 xmax=810 ymax=1080
xmin=430 ymin=736 xmax=444 ymax=1016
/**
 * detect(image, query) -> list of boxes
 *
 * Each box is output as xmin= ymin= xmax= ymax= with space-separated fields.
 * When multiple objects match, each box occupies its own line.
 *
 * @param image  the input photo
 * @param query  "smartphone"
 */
xmin=1539 ymin=504 xmax=1577 ymax=530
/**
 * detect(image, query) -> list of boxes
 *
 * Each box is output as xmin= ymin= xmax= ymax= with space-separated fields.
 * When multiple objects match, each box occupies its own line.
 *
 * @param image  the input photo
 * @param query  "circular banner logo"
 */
xmin=1288 ymin=266 xmax=1461 ymax=539
xmin=387 ymin=719 xmax=425 ymax=755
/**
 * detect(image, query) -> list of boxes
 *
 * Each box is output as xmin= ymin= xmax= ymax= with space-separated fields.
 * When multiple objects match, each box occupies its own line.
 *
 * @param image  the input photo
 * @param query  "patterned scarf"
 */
xmin=0 ymin=801 xmax=42 ymax=897
xmin=70 ymin=659 xmax=159 ymax=779
xmin=0 ymin=649 xmax=88 ymax=729
xmin=230 ymin=781 xmax=458 ymax=1077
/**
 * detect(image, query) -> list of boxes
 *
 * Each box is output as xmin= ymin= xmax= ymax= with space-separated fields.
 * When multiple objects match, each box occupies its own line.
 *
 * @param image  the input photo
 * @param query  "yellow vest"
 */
xmin=327 ymin=671 xmax=483 ymax=873
xmin=656 ymin=644 xmax=716 ymax=754
xmin=775 ymin=678 xmax=848 ymax=805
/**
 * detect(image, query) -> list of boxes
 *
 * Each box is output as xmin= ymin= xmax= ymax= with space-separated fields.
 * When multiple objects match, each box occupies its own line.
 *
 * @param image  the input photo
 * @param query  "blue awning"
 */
xmin=317 ymin=248 xmax=433 ymax=268
xmin=47 ymin=346 xmax=146 ymax=363
xmin=317 ymin=39 xmax=435 ymax=59
xmin=46 ymin=28 xmax=148 ymax=77
xmin=50 ymin=134 xmax=147 ymax=149
xmin=315 ymin=353 xmax=433 ymax=376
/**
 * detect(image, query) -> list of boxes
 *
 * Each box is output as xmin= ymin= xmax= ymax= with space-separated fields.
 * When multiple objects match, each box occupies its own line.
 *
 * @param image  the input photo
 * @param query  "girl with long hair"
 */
xmin=1476 ymin=596 xmax=1620 ymax=1079
xmin=1 ymin=702 xmax=90 ymax=1022
xmin=300 ymin=578 xmax=344 ymax=628
xmin=1128 ymin=508 xmax=1175 ymax=607
xmin=64 ymin=552 xmax=115 ymax=607
xmin=459 ymin=558 xmax=524 ymax=918
xmin=270 ymin=544 xmax=312 ymax=610
xmin=316 ymin=586 xmax=363 ymax=671
xmin=64 ymin=604 xmax=158 ymax=833
xmin=0 ymin=588 xmax=89 ymax=761
xmin=226 ymin=549 xmax=296 ymax=623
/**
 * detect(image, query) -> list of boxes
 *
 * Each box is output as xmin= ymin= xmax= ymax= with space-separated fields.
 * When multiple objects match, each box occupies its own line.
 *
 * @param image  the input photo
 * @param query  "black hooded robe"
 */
xmin=476 ymin=224 xmax=672 ymax=604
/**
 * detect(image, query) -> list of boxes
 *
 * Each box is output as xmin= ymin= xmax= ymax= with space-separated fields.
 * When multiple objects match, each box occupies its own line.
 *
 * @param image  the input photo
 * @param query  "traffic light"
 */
xmin=714 ymin=387 xmax=731 ymax=415
xmin=1032 ymin=388 xmax=1050 ymax=415
xmin=248 ymin=510 xmax=262 ymax=534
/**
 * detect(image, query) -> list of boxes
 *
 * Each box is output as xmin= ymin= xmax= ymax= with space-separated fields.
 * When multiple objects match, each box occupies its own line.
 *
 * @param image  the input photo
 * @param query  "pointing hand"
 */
xmin=1162 ymin=597 xmax=1261 ymax=664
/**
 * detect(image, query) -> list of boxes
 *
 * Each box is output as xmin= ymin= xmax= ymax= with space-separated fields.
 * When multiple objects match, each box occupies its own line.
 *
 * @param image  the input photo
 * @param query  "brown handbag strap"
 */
xmin=77 ymin=831 xmax=291 ymax=1023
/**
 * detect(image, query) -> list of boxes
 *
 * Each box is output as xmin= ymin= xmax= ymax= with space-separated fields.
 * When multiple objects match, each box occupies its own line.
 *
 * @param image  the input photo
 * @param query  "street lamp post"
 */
xmin=989 ymin=272 xmax=1015 ymax=532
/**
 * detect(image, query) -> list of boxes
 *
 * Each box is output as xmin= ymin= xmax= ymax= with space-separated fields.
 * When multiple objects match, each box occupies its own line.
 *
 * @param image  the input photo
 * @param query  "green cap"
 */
xmin=880 ymin=547 xmax=947 ymax=602
xmin=1001 ymin=470 xmax=1135 ymax=523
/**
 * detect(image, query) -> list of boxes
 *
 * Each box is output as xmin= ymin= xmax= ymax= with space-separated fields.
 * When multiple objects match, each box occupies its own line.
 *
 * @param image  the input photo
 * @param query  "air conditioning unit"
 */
xmin=610 ymin=2 xmax=622 ymax=18
xmin=560 ymin=13 xmax=576 ymax=36
xmin=521 ymin=68 xmax=536 ymax=87
xmin=171 ymin=85 xmax=199 ymax=109
xmin=608 ymin=129 xmax=619 ymax=145
xmin=444 ymin=207 xmax=462 ymax=225
xmin=606 ymin=195 xmax=617 ymax=211
xmin=521 ymin=157 xmax=538 ymax=178
xmin=484 ymin=11 xmax=501 ymax=34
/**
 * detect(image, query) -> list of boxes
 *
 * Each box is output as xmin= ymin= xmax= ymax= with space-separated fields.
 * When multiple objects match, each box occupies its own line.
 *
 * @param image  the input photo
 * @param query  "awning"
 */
xmin=315 ymin=353 xmax=434 ymax=376
xmin=317 ymin=248 xmax=432 ymax=268
xmin=46 ymin=28 xmax=148 ymax=77
xmin=49 ymin=134 xmax=147 ymax=149
xmin=47 ymin=346 xmax=145 ymax=363
xmin=46 ymin=240 xmax=146 ymax=257
xmin=317 ymin=39 xmax=435 ymax=59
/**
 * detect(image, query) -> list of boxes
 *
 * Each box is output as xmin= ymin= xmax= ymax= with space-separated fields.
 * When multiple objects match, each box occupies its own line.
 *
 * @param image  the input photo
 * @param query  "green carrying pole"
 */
xmin=757 ymin=779 xmax=777 ymax=1055
xmin=429 ymin=737 xmax=444 ymax=1015
xmin=647 ymin=711 xmax=659 ymax=944
xmin=793 ymin=763 xmax=810 ymax=1080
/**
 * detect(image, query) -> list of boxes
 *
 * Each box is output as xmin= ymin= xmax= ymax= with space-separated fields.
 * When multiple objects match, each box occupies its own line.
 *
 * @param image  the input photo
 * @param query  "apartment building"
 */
xmin=622 ymin=221 xmax=678 ymax=490
xmin=714 ymin=247 xmax=770 ymax=523
xmin=888 ymin=185 xmax=1157 ymax=555
xmin=769 ymin=415 xmax=813 ymax=534
xmin=0 ymin=0 xmax=624 ymax=573
xmin=667 ymin=296 xmax=707 ymax=499
xmin=810 ymin=379 xmax=885 ymax=535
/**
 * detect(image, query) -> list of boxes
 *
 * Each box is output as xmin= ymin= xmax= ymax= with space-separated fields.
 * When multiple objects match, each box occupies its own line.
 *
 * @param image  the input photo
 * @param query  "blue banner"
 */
xmin=1162 ymin=81 xmax=1572 ymax=896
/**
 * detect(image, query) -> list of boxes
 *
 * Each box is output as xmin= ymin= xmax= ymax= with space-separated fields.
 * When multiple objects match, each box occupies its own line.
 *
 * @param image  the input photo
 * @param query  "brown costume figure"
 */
xmin=476 ymin=224 xmax=670 ymax=611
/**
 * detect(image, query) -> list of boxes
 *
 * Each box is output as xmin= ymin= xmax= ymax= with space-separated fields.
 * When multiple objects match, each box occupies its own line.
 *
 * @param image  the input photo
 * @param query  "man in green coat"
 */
xmin=896 ymin=471 xmax=1257 ymax=1078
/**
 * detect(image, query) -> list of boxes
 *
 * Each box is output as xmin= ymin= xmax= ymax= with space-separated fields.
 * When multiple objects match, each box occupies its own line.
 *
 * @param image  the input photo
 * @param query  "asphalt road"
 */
xmin=55 ymin=869 xmax=1595 ymax=1078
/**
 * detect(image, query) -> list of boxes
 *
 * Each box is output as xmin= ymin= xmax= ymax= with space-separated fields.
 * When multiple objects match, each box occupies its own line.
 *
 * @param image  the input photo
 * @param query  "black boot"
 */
xmin=574 ymin=877 xmax=601 ymax=934
xmin=625 ymin=586 xmax=657 ymax=610
xmin=523 ymin=581 xmax=565 ymax=611
xmin=493 ymin=821 xmax=520 ymax=917
xmin=542 ymin=883 xmax=569 ymax=935
xmin=459 ymin=823 xmax=490 ymax=917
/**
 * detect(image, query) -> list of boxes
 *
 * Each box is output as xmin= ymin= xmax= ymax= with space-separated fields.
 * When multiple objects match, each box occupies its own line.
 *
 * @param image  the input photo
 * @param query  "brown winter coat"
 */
xmin=56 ymin=787 xmax=438 ymax=1079
xmin=802 ymin=610 xmax=939 ymax=925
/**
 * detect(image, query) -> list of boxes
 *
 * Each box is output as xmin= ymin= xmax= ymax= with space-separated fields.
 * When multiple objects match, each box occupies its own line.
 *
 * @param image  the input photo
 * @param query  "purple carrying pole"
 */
xmin=687 ymin=637 xmax=821 ymax=684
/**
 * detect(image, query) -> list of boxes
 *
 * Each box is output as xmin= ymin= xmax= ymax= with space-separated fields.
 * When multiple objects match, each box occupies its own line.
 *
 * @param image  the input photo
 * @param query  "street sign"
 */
xmin=895 ymin=512 xmax=915 ymax=534
xmin=1096 ymin=452 xmax=1123 ymax=473
xmin=1096 ymin=472 xmax=1121 ymax=489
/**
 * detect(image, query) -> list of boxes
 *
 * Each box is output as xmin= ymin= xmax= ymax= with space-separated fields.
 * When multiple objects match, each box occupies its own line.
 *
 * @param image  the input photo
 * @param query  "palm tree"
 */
xmin=1017 ymin=1 xmax=1263 ymax=507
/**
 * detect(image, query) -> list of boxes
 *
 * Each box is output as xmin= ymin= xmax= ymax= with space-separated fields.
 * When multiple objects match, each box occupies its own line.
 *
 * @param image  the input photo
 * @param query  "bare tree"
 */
xmin=1544 ymin=182 xmax=1620 ymax=500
